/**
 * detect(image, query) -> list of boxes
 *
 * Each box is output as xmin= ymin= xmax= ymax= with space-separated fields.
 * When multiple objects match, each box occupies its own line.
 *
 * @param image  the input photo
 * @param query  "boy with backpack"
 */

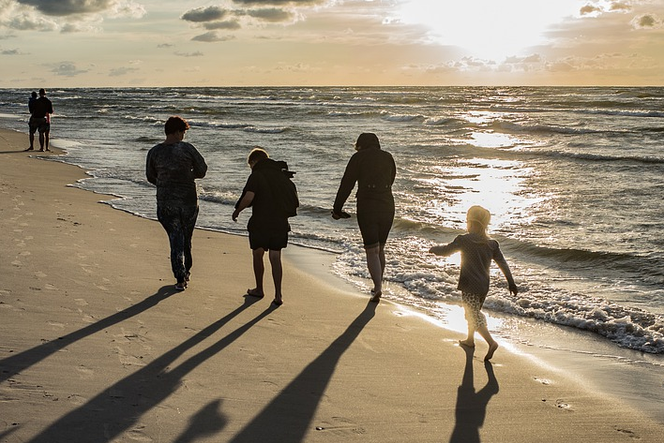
xmin=232 ymin=147 xmax=298 ymax=306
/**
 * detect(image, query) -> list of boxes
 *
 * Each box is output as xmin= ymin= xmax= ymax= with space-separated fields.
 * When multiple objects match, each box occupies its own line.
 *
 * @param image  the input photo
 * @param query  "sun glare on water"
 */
xmin=397 ymin=0 xmax=582 ymax=60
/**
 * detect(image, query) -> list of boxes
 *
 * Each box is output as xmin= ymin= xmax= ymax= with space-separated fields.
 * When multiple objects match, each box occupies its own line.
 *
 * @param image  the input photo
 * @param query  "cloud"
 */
xmin=109 ymin=66 xmax=139 ymax=76
xmin=17 ymin=0 xmax=111 ymax=16
xmin=204 ymin=20 xmax=241 ymax=30
xmin=157 ymin=43 xmax=174 ymax=48
xmin=609 ymin=1 xmax=632 ymax=12
xmin=245 ymin=8 xmax=294 ymax=22
xmin=631 ymin=13 xmax=661 ymax=29
xmin=181 ymin=6 xmax=229 ymax=23
xmin=51 ymin=61 xmax=89 ymax=76
xmin=191 ymin=31 xmax=236 ymax=42
xmin=1 ymin=47 xmax=23 ymax=54
xmin=580 ymin=4 xmax=603 ymax=16
xmin=232 ymin=0 xmax=324 ymax=5
xmin=174 ymin=51 xmax=204 ymax=57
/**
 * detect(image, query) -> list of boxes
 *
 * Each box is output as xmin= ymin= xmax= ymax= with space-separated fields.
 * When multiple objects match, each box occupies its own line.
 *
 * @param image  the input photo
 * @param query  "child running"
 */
xmin=429 ymin=205 xmax=518 ymax=361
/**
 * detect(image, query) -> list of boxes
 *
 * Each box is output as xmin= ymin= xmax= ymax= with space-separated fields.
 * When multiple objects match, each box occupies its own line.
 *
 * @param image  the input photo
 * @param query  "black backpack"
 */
xmin=258 ymin=160 xmax=299 ymax=218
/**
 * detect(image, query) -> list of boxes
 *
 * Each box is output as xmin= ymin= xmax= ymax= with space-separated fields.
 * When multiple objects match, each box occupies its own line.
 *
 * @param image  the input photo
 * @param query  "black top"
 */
xmin=432 ymin=233 xmax=515 ymax=296
xmin=333 ymin=147 xmax=396 ymax=214
xmin=236 ymin=158 xmax=291 ymax=234
xmin=31 ymin=97 xmax=53 ymax=119
xmin=146 ymin=141 xmax=207 ymax=206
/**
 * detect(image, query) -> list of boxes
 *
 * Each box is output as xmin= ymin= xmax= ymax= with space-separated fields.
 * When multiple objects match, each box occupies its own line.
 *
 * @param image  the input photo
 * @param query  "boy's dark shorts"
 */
xmin=249 ymin=230 xmax=288 ymax=251
xmin=357 ymin=210 xmax=394 ymax=249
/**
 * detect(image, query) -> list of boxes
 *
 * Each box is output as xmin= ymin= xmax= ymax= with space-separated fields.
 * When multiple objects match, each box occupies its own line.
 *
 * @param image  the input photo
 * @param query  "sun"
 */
xmin=396 ymin=0 xmax=583 ymax=60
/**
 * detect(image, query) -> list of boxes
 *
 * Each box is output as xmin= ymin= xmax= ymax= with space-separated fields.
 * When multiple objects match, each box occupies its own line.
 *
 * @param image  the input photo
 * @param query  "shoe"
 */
xmin=175 ymin=281 xmax=187 ymax=291
xmin=272 ymin=298 xmax=283 ymax=306
xmin=25 ymin=147 xmax=34 ymax=151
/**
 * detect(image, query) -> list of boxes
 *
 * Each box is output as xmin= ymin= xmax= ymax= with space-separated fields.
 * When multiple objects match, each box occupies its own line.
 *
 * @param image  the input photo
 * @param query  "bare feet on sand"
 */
xmin=458 ymin=339 xmax=475 ymax=348
xmin=245 ymin=288 xmax=264 ymax=298
xmin=485 ymin=341 xmax=499 ymax=361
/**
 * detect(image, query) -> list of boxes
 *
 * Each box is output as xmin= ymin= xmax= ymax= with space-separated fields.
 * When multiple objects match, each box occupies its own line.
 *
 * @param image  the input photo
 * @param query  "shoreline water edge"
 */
xmin=2 ymin=125 xmax=664 ymax=441
xmin=1 ymin=85 xmax=663 ymax=423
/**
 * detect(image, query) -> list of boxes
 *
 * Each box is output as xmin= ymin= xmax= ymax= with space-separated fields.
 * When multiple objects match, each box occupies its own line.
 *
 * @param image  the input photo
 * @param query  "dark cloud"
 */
xmin=17 ymin=0 xmax=115 ymax=17
xmin=632 ymin=14 xmax=660 ymax=29
xmin=232 ymin=0 xmax=323 ymax=4
xmin=609 ymin=2 xmax=631 ymax=12
xmin=1 ymin=48 xmax=22 ymax=55
xmin=109 ymin=66 xmax=140 ymax=77
xmin=51 ymin=61 xmax=88 ymax=76
xmin=174 ymin=51 xmax=205 ymax=57
xmin=191 ymin=31 xmax=236 ymax=42
xmin=580 ymin=4 xmax=602 ymax=16
xmin=245 ymin=8 xmax=294 ymax=22
xmin=204 ymin=20 xmax=242 ymax=30
xmin=181 ymin=6 xmax=229 ymax=23
xmin=157 ymin=43 xmax=174 ymax=48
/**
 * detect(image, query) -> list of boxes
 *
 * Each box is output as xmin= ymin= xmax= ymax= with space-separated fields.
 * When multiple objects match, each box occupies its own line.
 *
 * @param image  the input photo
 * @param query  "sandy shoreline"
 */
xmin=1 ymin=127 xmax=663 ymax=442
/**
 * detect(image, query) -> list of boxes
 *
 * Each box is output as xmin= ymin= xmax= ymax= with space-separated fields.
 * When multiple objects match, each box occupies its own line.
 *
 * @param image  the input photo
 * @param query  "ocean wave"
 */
xmin=380 ymin=110 xmax=426 ymax=122
xmin=487 ymin=290 xmax=664 ymax=353
xmin=579 ymin=109 xmax=664 ymax=118
xmin=497 ymin=121 xmax=599 ymax=135
xmin=530 ymin=149 xmax=664 ymax=165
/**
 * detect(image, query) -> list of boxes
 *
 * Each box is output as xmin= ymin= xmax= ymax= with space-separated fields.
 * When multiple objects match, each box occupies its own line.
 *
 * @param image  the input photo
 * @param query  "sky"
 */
xmin=0 ymin=0 xmax=663 ymax=87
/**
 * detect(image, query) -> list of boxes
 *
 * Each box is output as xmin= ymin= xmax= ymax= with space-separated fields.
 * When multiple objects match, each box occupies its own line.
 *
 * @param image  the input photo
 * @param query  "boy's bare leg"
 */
xmin=268 ymin=249 xmax=283 ymax=305
xmin=248 ymin=248 xmax=265 ymax=297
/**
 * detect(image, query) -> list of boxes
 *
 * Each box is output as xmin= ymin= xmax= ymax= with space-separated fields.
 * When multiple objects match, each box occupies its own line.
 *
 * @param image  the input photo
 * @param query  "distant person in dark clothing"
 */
xmin=26 ymin=91 xmax=38 ymax=151
xmin=233 ymin=147 xmax=292 ymax=306
xmin=146 ymin=116 xmax=207 ymax=291
xmin=27 ymin=88 xmax=53 ymax=152
xmin=332 ymin=133 xmax=396 ymax=303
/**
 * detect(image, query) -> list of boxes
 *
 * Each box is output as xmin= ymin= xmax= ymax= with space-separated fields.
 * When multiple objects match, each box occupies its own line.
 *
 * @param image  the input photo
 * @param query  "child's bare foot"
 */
xmin=458 ymin=339 xmax=475 ymax=348
xmin=272 ymin=297 xmax=283 ymax=306
xmin=484 ymin=341 xmax=499 ymax=361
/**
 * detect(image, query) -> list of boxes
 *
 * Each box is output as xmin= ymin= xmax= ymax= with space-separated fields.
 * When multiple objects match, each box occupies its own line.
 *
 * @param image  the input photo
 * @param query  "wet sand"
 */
xmin=1 ymin=127 xmax=663 ymax=442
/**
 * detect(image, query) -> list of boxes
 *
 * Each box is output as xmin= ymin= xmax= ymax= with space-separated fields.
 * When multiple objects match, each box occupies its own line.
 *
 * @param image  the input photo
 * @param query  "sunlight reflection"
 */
xmin=469 ymin=132 xmax=518 ymax=148
xmin=425 ymin=158 xmax=539 ymax=233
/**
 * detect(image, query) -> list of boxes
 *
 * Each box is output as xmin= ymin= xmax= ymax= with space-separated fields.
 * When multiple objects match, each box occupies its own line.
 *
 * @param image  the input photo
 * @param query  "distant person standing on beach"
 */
xmin=232 ymin=147 xmax=297 ymax=306
xmin=26 ymin=91 xmax=38 ymax=151
xmin=429 ymin=205 xmax=518 ymax=361
xmin=146 ymin=116 xmax=207 ymax=291
xmin=332 ymin=133 xmax=396 ymax=303
xmin=27 ymin=88 xmax=53 ymax=152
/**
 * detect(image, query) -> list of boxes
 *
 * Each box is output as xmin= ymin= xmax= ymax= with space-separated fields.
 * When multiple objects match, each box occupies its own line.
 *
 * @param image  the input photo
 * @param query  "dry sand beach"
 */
xmin=1 ymin=126 xmax=663 ymax=442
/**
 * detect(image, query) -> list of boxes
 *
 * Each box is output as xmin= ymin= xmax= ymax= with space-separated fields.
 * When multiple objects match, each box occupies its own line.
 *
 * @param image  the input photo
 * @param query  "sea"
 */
xmin=1 ymin=86 xmax=663 ymax=418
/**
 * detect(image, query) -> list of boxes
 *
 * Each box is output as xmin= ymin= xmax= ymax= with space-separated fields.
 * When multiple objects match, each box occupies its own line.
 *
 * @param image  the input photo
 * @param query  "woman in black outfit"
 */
xmin=332 ymin=133 xmax=396 ymax=302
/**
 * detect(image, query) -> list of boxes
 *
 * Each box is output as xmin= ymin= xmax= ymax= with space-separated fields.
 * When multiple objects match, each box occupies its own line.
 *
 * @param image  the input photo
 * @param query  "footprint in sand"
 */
xmin=541 ymin=398 xmax=572 ymax=411
xmin=533 ymin=377 xmax=552 ymax=385
xmin=314 ymin=416 xmax=367 ymax=437
xmin=76 ymin=365 xmax=95 ymax=380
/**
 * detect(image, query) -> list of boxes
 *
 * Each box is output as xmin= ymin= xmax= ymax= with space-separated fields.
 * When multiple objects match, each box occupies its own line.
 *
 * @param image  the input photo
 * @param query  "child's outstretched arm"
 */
xmin=430 ymin=235 xmax=462 ymax=256
xmin=493 ymin=248 xmax=518 ymax=295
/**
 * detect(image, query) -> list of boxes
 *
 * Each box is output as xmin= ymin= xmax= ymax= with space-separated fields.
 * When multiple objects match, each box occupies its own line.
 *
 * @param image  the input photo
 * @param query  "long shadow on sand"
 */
xmin=173 ymin=399 xmax=228 ymax=443
xmin=25 ymin=296 xmax=274 ymax=443
xmin=449 ymin=346 xmax=500 ymax=443
xmin=0 ymin=285 xmax=178 ymax=384
xmin=228 ymin=301 xmax=377 ymax=442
